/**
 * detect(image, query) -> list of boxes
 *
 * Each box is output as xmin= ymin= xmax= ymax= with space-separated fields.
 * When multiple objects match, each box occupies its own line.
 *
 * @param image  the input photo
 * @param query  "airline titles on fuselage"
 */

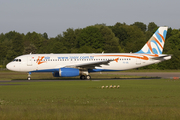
xmin=43 ymin=56 xmax=95 ymax=60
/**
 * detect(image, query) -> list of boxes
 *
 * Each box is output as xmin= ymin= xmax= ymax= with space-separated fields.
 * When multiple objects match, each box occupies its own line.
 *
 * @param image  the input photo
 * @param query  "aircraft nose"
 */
xmin=6 ymin=63 xmax=13 ymax=71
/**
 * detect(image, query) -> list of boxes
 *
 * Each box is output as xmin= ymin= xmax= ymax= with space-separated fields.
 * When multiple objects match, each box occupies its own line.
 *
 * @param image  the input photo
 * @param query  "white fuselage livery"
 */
xmin=6 ymin=53 xmax=171 ymax=72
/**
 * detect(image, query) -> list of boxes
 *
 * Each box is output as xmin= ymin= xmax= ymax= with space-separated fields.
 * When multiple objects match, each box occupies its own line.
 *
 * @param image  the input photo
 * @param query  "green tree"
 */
xmin=78 ymin=46 xmax=94 ymax=53
xmin=42 ymin=32 xmax=48 ymax=40
xmin=23 ymin=44 xmax=37 ymax=54
xmin=148 ymin=22 xmax=158 ymax=32
xmin=76 ymin=26 xmax=103 ymax=50
xmin=0 ymin=33 xmax=5 ymax=43
xmin=12 ymin=33 xmax=24 ymax=57
xmin=98 ymin=25 xmax=119 ymax=53
xmin=132 ymin=22 xmax=147 ymax=32
xmin=61 ymin=28 xmax=77 ymax=52
xmin=51 ymin=41 xmax=67 ymax=53
xmin=6 ymin=50 xmax=14 ymax=61
xmin=111 ymin=24 xmax=146 ymax=53
xmin=24 ymin=32 xmax=43 ymax=52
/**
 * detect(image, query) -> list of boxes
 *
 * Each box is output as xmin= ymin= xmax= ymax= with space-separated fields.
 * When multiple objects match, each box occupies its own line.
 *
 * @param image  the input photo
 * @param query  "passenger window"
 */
xmin=19 ymin=59 xmax=21 ymax=62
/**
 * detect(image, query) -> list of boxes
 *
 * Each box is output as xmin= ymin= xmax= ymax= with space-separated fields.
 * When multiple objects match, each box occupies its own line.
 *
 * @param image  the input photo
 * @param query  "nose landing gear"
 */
xmin=27 ymin=72 xmax=31 ymax=80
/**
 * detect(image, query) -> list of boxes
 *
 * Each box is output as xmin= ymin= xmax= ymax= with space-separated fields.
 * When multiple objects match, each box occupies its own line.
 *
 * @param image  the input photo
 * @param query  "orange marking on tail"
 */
xmin=147 ymin=42 xmax=153 ymax=54
xmin=154 ymin=37 xmax=163 ymax=49
xmin=158 ymin=33 xmax=165 ymax=42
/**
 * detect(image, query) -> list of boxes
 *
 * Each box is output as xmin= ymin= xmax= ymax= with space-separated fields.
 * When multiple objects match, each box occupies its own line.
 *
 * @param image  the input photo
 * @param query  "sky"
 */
xmin=0 ymin=0 xmax=180 ymax=38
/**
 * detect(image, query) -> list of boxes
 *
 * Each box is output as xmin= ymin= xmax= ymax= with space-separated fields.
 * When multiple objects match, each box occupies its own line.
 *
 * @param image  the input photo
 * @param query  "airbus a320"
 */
xmin=6 ymin=27 xmax=171 ymax=80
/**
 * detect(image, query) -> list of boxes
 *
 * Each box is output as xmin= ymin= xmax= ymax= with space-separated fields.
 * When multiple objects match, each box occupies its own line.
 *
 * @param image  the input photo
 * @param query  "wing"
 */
xmin=65 ymin=58 xmax=118 ymax=69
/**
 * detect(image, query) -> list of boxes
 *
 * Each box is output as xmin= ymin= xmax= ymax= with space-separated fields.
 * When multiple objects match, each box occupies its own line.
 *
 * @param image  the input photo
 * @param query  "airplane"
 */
xmin=6 ymin=27 xmax=171 ymax=80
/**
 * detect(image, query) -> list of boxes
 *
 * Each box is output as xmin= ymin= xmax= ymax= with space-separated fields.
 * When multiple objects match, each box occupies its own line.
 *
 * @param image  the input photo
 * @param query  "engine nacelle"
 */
xmin=53 ymin=68 xmax=80 ymax=77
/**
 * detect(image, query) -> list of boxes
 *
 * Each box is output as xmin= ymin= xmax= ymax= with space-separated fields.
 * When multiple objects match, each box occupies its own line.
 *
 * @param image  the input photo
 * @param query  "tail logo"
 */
xmin=147 ymin=31 xmax=166 ymax=54
xmin=137 ymin=27 xmax=168 ymax=54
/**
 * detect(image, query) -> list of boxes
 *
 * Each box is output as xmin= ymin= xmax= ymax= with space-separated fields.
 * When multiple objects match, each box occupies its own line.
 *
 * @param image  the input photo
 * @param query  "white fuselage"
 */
xmin=6 ymin=53 xmax=171 ymax=73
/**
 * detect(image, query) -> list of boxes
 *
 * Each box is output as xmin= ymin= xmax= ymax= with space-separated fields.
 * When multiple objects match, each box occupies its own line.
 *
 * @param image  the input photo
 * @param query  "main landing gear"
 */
xmin=79 ymin=70 xmax=91 ymax=80
xmin=27 ymin=72 xmax=31 ymax=80
xmin=80 ymin=75 xmax=91 ymax=80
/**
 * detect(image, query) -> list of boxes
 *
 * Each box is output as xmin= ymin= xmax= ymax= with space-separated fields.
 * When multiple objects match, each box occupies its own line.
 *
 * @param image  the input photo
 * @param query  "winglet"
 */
xmin=136 ymin=27 xmax=168 ymax=54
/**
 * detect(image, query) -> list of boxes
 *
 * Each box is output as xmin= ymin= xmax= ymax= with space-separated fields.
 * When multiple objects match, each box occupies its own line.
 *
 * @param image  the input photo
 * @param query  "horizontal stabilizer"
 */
xmin=151 ymin=55 xmax=172 ymax=60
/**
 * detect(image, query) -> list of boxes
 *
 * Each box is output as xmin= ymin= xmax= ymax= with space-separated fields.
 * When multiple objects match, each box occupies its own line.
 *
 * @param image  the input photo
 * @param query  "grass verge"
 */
xmin=0 ymin=79 xmax=180 ymax=119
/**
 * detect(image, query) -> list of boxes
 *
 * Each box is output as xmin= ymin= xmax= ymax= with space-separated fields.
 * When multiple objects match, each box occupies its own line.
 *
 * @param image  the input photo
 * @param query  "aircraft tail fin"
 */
xmin=136 ymin=27 xmax=168 ymax=54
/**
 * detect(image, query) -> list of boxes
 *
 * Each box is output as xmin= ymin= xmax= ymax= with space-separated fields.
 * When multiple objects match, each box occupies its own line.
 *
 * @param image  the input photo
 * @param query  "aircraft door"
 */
xmin=27 ymin=56 xmax=32 ymax=66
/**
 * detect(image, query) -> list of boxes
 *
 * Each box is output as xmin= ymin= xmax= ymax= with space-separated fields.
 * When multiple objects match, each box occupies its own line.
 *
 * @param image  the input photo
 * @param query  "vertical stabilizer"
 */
xmin=136 ymin=27 xmax=168 ymax=54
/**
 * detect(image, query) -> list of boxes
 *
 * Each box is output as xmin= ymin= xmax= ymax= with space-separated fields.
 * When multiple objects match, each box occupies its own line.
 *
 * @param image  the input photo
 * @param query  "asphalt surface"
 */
xmin=108 ymin=72 xmax=180 ymax=79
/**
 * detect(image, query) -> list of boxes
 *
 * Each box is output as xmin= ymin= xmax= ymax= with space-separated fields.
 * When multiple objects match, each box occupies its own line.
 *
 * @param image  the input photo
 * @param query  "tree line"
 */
xmin=0 ymin=22 xmax=180 ymax=69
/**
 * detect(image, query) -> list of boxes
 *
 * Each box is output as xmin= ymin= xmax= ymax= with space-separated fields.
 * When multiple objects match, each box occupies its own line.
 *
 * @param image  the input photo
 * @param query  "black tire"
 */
xmin=80 ymin=75 xmax=86 ymax=80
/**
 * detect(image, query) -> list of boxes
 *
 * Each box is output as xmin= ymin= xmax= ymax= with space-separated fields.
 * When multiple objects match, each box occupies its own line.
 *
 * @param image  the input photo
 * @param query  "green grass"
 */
xmin=0 ymin=79 xmax=180 ymax=120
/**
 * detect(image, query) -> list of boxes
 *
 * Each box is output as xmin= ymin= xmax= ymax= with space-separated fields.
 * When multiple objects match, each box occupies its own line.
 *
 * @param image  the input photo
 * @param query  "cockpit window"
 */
xmin=13 ymin=59 xmax=22 ymax=62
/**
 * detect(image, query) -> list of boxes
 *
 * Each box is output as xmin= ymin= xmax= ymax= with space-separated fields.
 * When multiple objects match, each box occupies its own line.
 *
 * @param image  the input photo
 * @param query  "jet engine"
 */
xmin=53 ymin=68 xmax=80 ymax=77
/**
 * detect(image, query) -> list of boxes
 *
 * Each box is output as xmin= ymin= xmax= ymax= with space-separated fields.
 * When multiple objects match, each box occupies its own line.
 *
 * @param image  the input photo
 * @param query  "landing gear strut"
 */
xmin=27 ymin=72 xmax=31 ymax=80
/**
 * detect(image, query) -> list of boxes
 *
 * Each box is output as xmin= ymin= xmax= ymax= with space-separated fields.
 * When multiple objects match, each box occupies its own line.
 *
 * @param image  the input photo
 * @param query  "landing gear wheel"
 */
xmin=86 ymin=75 xmax=91 ymax=80
xmin=80 ymin=75 xmax=86 ymax=80
xmin=27 ymin=72 xmax=31 ymax=80
xmin=27 ymin=77 xmax=31 ymax=80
